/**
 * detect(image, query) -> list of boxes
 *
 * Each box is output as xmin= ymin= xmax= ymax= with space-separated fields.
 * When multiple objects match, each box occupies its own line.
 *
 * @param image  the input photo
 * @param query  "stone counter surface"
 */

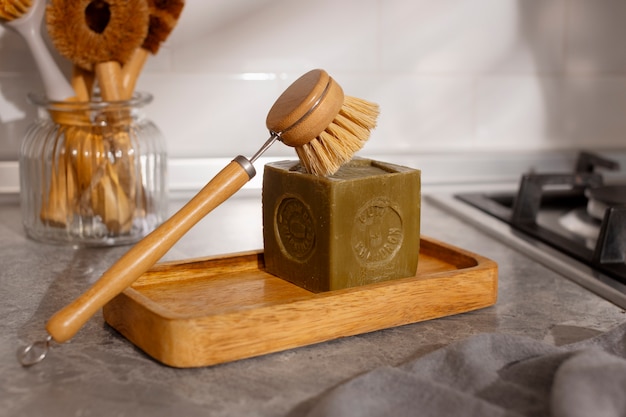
xmin=1 ymin=193 xmax=624 ymax=417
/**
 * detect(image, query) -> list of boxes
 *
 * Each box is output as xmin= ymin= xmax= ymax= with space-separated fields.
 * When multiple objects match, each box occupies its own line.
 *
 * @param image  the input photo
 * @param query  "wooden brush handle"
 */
xmin=121 ymin=48 xmax=149 ymax=99
xmin=72 ymin=66 xmax=95 ymax=101
xmin=46 ymin=157 xmax=256 ymax=343
xmin=95 ymin=61 xmax=124 ymax=101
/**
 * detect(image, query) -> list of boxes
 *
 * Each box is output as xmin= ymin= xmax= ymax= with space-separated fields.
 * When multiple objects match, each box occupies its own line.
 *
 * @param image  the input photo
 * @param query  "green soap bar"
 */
xmin=262 ymin=158 xmax=421 ymax=292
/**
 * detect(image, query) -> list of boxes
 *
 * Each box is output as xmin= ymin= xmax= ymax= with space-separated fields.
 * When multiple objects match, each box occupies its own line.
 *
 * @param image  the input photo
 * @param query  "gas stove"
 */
xmin=428 ymin=151 xmax=626 ymax=309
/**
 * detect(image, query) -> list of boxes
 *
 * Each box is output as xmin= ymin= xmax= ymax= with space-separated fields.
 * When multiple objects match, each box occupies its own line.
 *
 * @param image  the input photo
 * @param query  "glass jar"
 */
xmin=19 ymin=92 xmax=167 ymax=246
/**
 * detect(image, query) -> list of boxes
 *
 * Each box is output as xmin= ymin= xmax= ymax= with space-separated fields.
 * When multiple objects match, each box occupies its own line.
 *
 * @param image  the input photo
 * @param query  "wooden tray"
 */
xmin=103 ymin=236 xmax=497 ymax=368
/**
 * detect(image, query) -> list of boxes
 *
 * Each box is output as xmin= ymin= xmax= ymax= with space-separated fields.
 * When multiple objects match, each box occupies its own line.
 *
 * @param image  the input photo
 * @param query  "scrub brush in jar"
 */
xmin=46 ymin=0 xmax=150 ymax=102
xmin=17 ymin=69 xmax=380 ymax=365
xmin=1 ymin=0 xmax=81 ymax=228
xmin=45 ymin=0 xmax=151 ymax=232
xmin=121 ymin=0 xmax=185 ymax=98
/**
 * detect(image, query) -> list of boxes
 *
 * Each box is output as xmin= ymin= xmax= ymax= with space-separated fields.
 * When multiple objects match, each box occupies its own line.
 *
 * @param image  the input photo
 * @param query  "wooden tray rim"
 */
xmin=117 ymin=236 xmax=497 ymax=321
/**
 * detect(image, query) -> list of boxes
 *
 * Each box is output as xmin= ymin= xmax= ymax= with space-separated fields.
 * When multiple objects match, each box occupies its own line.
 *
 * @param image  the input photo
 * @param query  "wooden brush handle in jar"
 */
xmin=121 ymin=48 xmax=149 ymax=98
xmin=46 ymin=157 xmax=256 ymax=343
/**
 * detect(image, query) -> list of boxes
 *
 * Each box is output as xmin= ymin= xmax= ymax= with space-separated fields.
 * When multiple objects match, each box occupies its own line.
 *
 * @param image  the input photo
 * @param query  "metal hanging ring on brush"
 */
xmin=17 ymin=69 xmax=360 ymax=365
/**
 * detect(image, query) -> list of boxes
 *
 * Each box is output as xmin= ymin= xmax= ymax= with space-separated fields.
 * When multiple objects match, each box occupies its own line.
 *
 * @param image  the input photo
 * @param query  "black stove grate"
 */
xmin=456 ymin=151 xmax=626 ymax=284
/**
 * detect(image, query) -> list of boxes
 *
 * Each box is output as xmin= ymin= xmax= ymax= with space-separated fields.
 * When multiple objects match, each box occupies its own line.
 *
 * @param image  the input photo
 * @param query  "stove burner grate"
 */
xmin=456 ymin=151 xmax=626 ymax=284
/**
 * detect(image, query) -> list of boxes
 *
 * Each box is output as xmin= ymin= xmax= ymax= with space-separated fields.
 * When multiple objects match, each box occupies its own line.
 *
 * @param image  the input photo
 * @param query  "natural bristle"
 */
xmin=143 ymin=0 xmax=185 ymax=53
xmin=46 ymin=0 xmax=149 ymax=69
xmin=0 ymin=0 xmax=31 ymax=21
xmin=143 ymin=15 xmax=172 ymax=53
xmin=295 ymin=95 xmax=380 ymax=176
xmin=152 ymin=0 xmax=185 ymax=17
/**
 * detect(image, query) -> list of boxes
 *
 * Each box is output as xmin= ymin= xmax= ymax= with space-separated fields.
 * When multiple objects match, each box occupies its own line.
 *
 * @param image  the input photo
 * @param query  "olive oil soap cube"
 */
xmin=262 ymin=158 xmax=421 ymax=292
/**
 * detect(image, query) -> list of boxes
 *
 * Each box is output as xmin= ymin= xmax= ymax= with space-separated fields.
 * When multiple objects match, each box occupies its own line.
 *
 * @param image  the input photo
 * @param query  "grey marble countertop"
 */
xmin=1 ymin=191 xmax=624 ymax=417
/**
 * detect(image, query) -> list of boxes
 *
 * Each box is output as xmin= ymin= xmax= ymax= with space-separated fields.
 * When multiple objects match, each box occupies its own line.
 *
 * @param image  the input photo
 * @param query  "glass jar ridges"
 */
xmin=20 ymin=92 xmax=167 ymax=246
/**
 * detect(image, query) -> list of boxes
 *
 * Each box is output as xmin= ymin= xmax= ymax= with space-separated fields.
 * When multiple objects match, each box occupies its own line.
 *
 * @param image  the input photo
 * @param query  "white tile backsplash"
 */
xmin=475 ymin=76 xmax=560 ymax=149
xmin=567 ymin=0 xmax=626 ymax=74
xmin=380 ymin=0 xmax=565 ymax=74
xmin=371 ymin=74 xmax=475 ymax=152
xmin=563 ymin=76 xmax=626 ymax=145
xmin=1 ymin=0 xmax=625 ymax=167
xmin=172 ymin=0 xmax=379 ymax=73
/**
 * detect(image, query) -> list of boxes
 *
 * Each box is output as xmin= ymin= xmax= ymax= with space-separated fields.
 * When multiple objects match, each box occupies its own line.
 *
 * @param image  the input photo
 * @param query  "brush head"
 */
xmin=0 ymin=0 xmax=31 ymax=21
xmin=46 ymin=0 xmax=150 ymax=70
xmin=266 ymin=69 xmax=379 ymax=176
xmin=295 ymin=95 xmax=380 ymax=176
xmin=142 ymin=0 xmax=184 ymax=54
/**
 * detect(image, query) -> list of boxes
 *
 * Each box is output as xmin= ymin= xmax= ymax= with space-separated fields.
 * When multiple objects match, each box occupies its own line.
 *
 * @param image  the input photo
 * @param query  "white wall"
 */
xmin=1 ymin=0 xmax=626 ymax=164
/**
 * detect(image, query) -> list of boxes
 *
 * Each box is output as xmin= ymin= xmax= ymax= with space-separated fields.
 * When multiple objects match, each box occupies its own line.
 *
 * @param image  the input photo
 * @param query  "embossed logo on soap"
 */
xmin=276 ymin=197 xmax=315 ymax=261
xmin=352 ymin=198 xmax=403 ymax=265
